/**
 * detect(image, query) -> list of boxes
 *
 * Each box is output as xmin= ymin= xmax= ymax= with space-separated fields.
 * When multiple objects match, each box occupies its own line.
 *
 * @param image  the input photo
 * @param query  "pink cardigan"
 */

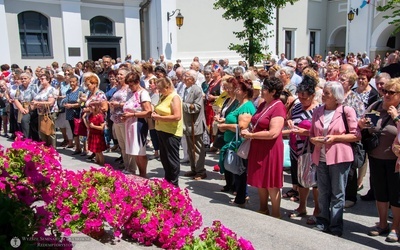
xmin=310 ymin=105 xmax=359 ymax=166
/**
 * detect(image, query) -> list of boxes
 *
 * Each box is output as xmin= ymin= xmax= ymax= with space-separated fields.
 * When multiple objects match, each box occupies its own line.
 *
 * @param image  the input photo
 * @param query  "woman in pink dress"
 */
xmin=121 ymin=71 xmax=152 ymax=177
xmin=242 ymin=77 xmax=286 ymax=218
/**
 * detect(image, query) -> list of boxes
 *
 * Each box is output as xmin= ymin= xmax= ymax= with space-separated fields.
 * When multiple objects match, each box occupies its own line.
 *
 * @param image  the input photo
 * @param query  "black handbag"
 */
xmin=342 ymin=106 xmax=365 ymax=169
xmin=361 ymin=115 xmax=390 ymax=152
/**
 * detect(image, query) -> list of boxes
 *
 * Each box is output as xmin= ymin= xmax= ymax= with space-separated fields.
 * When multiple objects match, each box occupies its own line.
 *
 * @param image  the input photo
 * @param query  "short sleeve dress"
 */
xmin=87 ymin=113 xmax=107 ymax=153
xmin=223 ymin=101 xmax=256 ymax=143
xmin=247 ymin=99 xmax=286 ymax=189
xmin=124 ymin=89 xmax=151 ymax=156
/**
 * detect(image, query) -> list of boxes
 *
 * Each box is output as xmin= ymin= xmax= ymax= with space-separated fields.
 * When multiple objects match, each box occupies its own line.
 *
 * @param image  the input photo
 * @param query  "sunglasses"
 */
xmin=382 ymin=89 xmax=400 ymax=96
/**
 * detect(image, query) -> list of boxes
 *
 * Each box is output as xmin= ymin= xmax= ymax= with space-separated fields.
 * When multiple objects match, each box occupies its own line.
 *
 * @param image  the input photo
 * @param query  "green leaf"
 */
xmin=214 ymin=0 xmax=298 ymax=65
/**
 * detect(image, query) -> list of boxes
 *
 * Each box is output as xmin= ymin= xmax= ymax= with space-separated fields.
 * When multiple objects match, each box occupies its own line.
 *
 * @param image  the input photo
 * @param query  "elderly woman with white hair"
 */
xmin=276 ymin=66 xmax=297 ymax=96
xmin=309 ymin=81 xmax=360 ymax=237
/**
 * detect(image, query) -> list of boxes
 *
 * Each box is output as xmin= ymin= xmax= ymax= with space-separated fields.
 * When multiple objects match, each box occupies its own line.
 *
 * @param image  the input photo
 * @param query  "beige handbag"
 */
xmin=40 ymin=105 xmax=54 ymax=136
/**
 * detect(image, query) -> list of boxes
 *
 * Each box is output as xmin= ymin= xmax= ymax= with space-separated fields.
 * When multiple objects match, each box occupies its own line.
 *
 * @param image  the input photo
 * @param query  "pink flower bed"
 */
xmin=0 ymin=134 xmax=254 ymax=249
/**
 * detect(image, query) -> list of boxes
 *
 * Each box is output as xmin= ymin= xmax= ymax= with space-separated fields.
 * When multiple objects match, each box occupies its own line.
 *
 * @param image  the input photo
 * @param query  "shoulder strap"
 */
xmin=342 ymin=106 xmax=349 ymax=134
xmin=253 ymin=100 xmax=280 ymax=130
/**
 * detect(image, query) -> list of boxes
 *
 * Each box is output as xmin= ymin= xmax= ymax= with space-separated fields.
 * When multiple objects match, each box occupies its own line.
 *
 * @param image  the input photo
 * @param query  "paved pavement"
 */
xmin=1 ymin=134 xmax=399 ymax=250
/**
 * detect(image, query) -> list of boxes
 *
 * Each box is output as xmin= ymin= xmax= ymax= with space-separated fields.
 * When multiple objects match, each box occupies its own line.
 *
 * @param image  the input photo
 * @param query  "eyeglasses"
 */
xmin=382 ymin=89 xmax=400 ymax=96
xmin=40 ymin=77 xmax=47 ymax=80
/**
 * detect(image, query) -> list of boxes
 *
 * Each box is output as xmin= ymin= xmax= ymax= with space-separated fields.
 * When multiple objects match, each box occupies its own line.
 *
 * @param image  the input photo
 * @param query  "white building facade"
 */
xmin=272 ymin=0 xmax=399 ymax=60
xmin=0 ymin=0 xmax=397 ymax=69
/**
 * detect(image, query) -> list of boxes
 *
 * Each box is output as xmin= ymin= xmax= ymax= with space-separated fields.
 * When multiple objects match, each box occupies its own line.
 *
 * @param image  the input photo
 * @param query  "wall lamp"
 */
xmin=167 ymin=9 xmax=184 ymax=29
xmin=348 ymin=8 xmax=358 ymax=22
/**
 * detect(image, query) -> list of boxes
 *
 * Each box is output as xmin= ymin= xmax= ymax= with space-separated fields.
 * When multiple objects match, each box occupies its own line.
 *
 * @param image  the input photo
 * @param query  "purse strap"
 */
xmin=253 ymin=100 xmax=280 ymax=130
xmin=342 ymin=106 xmax=351 ymax=134
xmin=299 ymin=137 xmax=311 ymax=155
xmin=44 ymin=104 xmax=51 ymax=117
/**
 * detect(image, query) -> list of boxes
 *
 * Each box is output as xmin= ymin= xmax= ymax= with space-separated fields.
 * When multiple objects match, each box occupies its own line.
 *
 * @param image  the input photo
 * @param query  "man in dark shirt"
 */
xmin=98 ymin=55 xmax=112 ymax=92
xmin=381 ymin=53 xmax=400 ymax=78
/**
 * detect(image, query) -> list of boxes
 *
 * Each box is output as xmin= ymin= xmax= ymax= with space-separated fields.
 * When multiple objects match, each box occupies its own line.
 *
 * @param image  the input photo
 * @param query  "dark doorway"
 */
xmin=91 ymin=48 xmax=117 ymax=61
xmin=86 ymin=36 xmax=122 ymax=61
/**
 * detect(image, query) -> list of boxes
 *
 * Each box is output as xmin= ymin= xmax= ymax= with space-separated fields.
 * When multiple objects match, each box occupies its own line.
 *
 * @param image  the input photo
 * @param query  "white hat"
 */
xmin=56 ymin=71 xmax=64 ymax=77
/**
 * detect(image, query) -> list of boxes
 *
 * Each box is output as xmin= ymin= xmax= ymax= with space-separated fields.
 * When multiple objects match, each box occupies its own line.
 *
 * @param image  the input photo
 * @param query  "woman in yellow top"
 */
xmin=152 ymin=77 xmax=183 ymax=186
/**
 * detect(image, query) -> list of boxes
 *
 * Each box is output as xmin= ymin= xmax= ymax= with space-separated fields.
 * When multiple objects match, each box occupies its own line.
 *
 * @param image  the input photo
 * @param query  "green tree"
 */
xmin=377 ymin=0 xmax=400 ymax=34
xmin=214 ymin=0 xmax=297 ymax=66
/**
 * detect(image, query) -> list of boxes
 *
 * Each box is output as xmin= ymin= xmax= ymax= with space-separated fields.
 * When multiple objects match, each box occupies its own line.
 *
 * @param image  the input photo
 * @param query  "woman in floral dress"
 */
xmin=122 ymin=71 xmax=152 ymax=177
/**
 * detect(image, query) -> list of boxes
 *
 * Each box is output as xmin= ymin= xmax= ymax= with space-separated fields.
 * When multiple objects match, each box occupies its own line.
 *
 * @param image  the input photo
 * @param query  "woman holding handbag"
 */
xmin=218 ymin=77 xmax=255 ymax=207
xmin=62 ymin=75 xmax=84 ymax=155
xmin=214 ymin=76 xmax=239 ymax=193
xmin=241 ymin=77 xmax=286 ymax=218
xmin=31 ymin=73 xmax=58 ymax=147
xmin=284 ymin=76 xmax=321 ymax=223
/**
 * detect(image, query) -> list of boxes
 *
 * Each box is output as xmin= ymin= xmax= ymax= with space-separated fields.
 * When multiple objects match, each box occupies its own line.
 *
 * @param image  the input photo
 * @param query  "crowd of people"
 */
xmin=1 ymin=49 xmax=400 ymax=242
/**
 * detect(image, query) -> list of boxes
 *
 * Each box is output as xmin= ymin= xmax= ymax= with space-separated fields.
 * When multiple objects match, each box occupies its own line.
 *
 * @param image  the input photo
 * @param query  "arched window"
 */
xmin=18 ymin=11 xmax=51 ymax=57
xmin=90 ymin=16 xmax=113 ymax=36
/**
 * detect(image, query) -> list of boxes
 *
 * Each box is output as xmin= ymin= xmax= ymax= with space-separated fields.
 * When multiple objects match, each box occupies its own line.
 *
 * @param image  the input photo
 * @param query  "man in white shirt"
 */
xmin=190 ymin=62 xmax=205 ymax=88
xmin=193 ymin=56 xmax=204 ymax=72
xmin=286 ymin=60 xmax=302 ymax=86
xmin=277 ymin=53 xmax=288 ymax=67
xmin=362 ymin=52 xmax=370 ymax=66
xmin=166 ymin=61 xmax=176 ymax=79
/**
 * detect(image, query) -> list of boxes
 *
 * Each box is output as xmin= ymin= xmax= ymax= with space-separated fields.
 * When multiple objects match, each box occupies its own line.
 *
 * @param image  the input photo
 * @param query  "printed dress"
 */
xmin=123 ymin=90 xmax=151 ymax=156
xmin=87 ymin=113 xmax=107 ymax=153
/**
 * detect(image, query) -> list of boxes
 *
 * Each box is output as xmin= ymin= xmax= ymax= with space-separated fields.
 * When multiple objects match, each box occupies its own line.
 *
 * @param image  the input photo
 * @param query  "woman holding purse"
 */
xmin=218 ymin=77 xmax=255 ymax=207
xmin=241 ymin=77 xmax=286 ymax=218
xmin=284 ymin=76 xmax=321 ymax=223
xmin=31 ymin=73 xmax=58 ymax=147
xmin=214 ymin=76 xmax=239 ymax=193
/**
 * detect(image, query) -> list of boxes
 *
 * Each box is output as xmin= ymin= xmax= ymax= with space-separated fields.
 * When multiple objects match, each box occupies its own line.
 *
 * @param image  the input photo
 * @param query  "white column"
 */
xmin=0 ymin=0 xmax=11 ymax=64
xmin=158 ymin=0 xmax=177 ymax=60
xmin=124 ymin=3 xmax=141 ymax=61
xmin=60 ymin=0 xmax=84 ymax=65
xmin=347 ymin=0 xmax=371 ymax=54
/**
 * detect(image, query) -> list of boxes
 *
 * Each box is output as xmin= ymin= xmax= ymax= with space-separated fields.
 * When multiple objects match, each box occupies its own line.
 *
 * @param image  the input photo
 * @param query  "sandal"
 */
xmin=282 ymin=189 xmax=299 ymax=198
xmin=386 ymin=231 xmax=399 ymax=242
xmin=257 ymin=210 xmax=269 ymax=215
xmin=368 ymin=225 xmax=390 ymax=236
xmin=290 ymin=196 xmax=300 ymax=202
xmin=306 ymin=215 xmax=317 ymax=225
xmin=289 ymin=209 xmax=307 ymax=218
